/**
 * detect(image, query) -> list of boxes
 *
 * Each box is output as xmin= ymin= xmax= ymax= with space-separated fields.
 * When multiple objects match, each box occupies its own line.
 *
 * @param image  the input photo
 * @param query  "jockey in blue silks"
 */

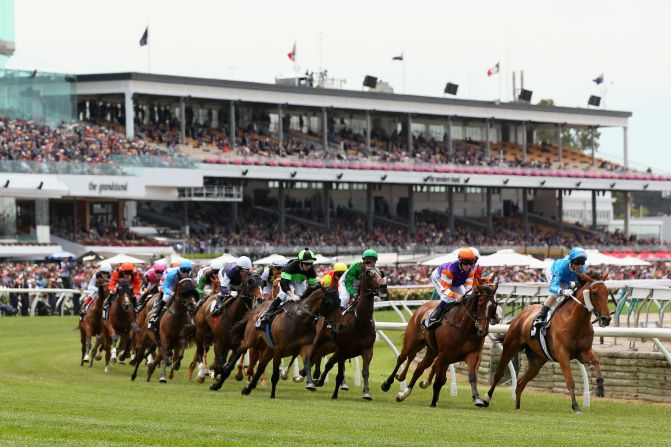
xmin=533 ymin=247 xmax=588 ymax=329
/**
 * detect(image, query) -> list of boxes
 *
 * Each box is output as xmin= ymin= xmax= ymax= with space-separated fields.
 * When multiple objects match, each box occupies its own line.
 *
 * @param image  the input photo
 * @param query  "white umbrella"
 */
xmin=98 ymin=253 xmax=146 ymax=266
xmin=314 ymin=254 xmax=332 ymax=265
xmin=422 ymin=249 xmax=461 ymax=266
xmin=619 ymin=256 xmax=652 ymax=267
xmin=253 ymin=254 xmax=287 ymax=266
xmin=478 ymin=249 xmax=542 ymax=268
xmin=50 ymin=250 xmax=75 ymax=259
xmin=585 ymin=250 xmax=627 ymax=267
xmin=211 ymin=253 xmax=239 ymax=265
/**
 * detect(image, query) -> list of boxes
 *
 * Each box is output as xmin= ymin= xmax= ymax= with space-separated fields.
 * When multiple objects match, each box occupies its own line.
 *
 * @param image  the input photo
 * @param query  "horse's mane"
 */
xmin=300 ymin=285 xmax=321 ymax=300
xmin=576 ymin=272 xmax=601 ymax=290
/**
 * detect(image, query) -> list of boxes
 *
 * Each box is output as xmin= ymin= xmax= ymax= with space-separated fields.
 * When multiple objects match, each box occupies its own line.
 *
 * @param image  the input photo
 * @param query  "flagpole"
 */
xmin=402 ymin=57 xmax=406 ymax=94
xmin=498 ymin=60 xmax=502 ymax=101
xmin=147 ymin=23 xmax=151 ymax=73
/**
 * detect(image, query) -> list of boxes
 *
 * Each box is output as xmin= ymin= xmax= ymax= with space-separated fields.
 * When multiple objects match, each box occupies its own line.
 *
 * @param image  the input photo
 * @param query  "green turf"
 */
xmin=1 ymin=313 xmax=670 ymax=447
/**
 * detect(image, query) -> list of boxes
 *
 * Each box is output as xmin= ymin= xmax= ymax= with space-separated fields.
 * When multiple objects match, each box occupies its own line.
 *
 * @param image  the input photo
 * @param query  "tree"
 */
xmin=536 ymin=99 xmax=601 ymax=152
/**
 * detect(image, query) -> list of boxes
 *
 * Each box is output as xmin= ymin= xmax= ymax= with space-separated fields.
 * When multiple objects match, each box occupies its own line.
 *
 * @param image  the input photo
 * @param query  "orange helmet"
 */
xmin=120 ymin=262 xmax=136 ymax=273
xmin=457 ymin=248 xmax=476 ymax=262
xmin=171 ymin=261 xmax=180 ymax=268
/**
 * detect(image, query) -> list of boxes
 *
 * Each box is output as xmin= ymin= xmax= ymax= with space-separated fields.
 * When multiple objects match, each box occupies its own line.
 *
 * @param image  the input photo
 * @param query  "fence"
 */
xmin=0 ymin=288 xmax=83 ymax=316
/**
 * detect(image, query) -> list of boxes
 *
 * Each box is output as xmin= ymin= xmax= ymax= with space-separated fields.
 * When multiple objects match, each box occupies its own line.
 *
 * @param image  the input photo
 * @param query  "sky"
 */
xmin=6 ymin=0 xmax=671 ymax=171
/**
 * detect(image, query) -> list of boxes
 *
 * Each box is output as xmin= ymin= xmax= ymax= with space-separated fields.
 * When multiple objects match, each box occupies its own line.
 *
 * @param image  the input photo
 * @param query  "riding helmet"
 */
xmin=236 ymin=256 xmax=252 ymax=270
xmin=120 ymin=262 xmax=135 ymax=272
xmin=298 ymin=248 xmax=316 ymax=264
xmin=333 ymin=262 xmax=348 ymax=273
xmin=362 ymin=249 xmax=378 ymax=261
xmin=458 ymin=248 xmax=476 ymax=262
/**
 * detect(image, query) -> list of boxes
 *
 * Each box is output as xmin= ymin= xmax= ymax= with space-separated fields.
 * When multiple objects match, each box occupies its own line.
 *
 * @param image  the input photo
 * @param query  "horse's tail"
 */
xmin=181 ymin=323 xmax=196 ymax=342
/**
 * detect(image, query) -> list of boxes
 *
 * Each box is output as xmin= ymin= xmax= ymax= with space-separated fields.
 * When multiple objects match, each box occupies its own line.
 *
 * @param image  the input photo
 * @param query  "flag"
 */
xmin=139 ymin=27 xmax=148 ymax=47
xmin=392 ymin=53 xmax=403 ymax=61
xmin=487 ymin=62 xmax=500 ymax=77
xmin=287 ymin=41 xmax=296 ymax=62
xmin=593 ymin=73 xmax=604 ymax=85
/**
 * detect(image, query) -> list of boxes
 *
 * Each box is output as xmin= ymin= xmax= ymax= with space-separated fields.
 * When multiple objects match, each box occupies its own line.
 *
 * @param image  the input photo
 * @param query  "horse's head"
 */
xmin=361 ymin=267 xmax=386 ymax=297
xmin=576 ymin=272 xmax=611 ymax=327
xmin=175 ymin=277 xmax=199 ymax=314
xmin=319 ymin=286 xmax=341 ymax=317
xmin=240 ymin=273 xmax=263 ymax=305
xmin=467 ymin=275 xmax=499 ymax=337
xmin=116 ymin=279 xmax=133 ymax=312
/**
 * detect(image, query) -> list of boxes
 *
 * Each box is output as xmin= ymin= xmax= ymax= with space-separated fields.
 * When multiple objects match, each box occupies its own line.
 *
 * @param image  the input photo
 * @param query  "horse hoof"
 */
xmin=419 ymin=380 xmax=430 ymax=389
xmin=315 ymin=381 xmax=324 ymax=388
xmin=596 ymin=387 xmax=605 ymax=398
xmin=159 ymin=377 xmax=167 ymax=383
xmin=430 ymin=403 xmax=436 ymax=408
xmin=235 ymin=372 xmax=244 ymax=382
xmin=362 ymin=393 xmax=372 ymax=401
xmin=241 ymin=387 xmax=251 ymax=395
xmin=395 ymin=393 xmax=405 ymax=403
xmin=95 ymin=354 xmax=102 ymax=361
xmin=104 ymin=366 xmax=109 ymax=373
xmin=473 ymin=398 xmax=486 ymax=407
xmin=293 ymin=376 xmax=304 ymax=383
xmin=197 ymin=376 xmax=205 ymax=384
xmin=381 ymin=381 xmax=391 ymax=392
xmin=209 ymin=383 xmax=221 ymax=391
xmin=111 ymin=358 xmax=117 ymax=365
xmin=280 ymin=370 xmax=289 ymax=381
xmin=83 ymin=354 xmax=90 ymax=362
xmin=131 ymin=374 xmax=136 ymax=381
xmin=340 ymin=383 xmax=349 ymax=391
xmin=306 ymin=382 xmax=316 ymax=392
xmin=574 ymin=409 xmax=584 ymax=415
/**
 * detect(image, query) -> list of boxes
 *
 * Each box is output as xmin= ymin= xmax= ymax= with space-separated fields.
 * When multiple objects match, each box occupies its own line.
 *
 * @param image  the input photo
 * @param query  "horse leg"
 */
xmin=119 ymin=336 xmax=132 ymax=362
xmin=514 ymin=350 xmax=547 ymax=410
xmin=147 ymin=348 xmax=163 ymax=382
xmin=315 ymin=355 xmax=338 ymax=388
xmin=284 ymin=355 xmax=297 ymax=381
xmin=169 ymin=344 xmax=182 ymax=380
xmin=557 ymin=352 xmax=582 ymax=413
xmin=131 ymin=344 xmax=145 ymax=381
xmin=159 ymin=349 xmax=170 ymax=383
xmin=242 ymin=348 xmax=272 ymax=395
xmin=89 ymin=335 xmax=101 ymax=368
xmin=420 ymin=360 xmax=437 ymax=389
xmin=430 ymin=356 xmax=449 ymax=408
xmin=396 ymin=350 xmax=437 ymax=403
xmin=210 ymin=346 xmax=241 ymax=391
xmin=362 ymin=348 xmax=374 ymax=400
xmin=484 ymin=330 xmax=523 ymax=405
xmin=304 ymin=350 xmax=316 ymax=391
xmin=270 ymin=349 xmax=283 ymax=399
xmin=188 ymin=348 xmax=200 ymax=382
xmin=580 ymin=348 xmax=605 ymax=398
xmin=332 ymin=357 xmax=345 ymax=400
xmin=465 ymin=351 xmax=486 ymax=407
xmin=94 ymin=334 xmax=103 ymax=361
xmin=235 ymin=355 xmax=245 ymax=381
xmin=110 ymin=333 xmax=118 ymax=365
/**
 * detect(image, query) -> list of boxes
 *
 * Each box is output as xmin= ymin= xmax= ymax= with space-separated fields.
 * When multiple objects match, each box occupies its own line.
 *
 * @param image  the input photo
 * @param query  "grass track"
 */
xmin=1 ymin=313 xmax=670 ymax=447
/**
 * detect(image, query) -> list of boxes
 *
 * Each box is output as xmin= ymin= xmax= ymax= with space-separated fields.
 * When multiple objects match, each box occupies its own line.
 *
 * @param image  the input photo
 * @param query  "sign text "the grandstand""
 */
xmin=88 ymin=182 xmax=129 ymax=193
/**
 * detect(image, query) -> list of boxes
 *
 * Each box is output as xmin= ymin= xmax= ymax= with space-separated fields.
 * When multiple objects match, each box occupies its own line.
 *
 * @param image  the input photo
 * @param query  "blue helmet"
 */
xmin=179 ymin=260 xmax=193 ymax=271
xmin=568 ymin=247 xmax=587 ymax=262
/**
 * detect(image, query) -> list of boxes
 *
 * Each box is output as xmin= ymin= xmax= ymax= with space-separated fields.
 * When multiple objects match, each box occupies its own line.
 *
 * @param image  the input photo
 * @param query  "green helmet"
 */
xmin=362 ymin=249 xmax=378 ymax=261
xmin=298 ymin=247 xmax=316 ymax=264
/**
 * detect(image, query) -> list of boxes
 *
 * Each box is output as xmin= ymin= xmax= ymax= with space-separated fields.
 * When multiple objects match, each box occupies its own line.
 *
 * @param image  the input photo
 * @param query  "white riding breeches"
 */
xmin=277 ymin=282 xmax=303 ymax=302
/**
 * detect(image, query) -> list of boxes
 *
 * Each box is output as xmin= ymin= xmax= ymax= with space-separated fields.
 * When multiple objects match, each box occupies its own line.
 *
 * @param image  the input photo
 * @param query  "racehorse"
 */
xmin=313 ymin=267 xmax=386 ymax=400
xmin=392 ymin=276 xmax=499 ymax=407
xmin=484 ymin=272 xmax=611 ymax=413
xmin=216 ymin=285 xmax=339 ymax=398
xmin=101 ymin=279 xmax=136 ymax=373
xmin=130 ymin=278 xmax=199 ymax=383
xmin=79 ymin=279 xmax=107 ymax=367
xmin=189 ymin=273 xmax=262 ymax=386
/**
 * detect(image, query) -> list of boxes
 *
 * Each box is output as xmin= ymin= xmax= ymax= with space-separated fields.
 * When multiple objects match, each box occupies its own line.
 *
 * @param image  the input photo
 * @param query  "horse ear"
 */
xmin=487 ymin=272 xmax=497 ymax=284
xmin=601 ymin=272 xmax=609 ymax=280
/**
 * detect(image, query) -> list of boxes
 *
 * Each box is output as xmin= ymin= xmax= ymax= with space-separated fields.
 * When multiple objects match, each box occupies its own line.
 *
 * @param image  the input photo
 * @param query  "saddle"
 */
xmin=255 ymin=300 xmax=292 ymax=329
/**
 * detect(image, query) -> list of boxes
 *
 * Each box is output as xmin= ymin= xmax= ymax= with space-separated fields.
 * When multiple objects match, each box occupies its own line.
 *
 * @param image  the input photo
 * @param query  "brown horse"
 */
xmin=206 ymin=273 xmax=264 ymax=391
xmin=393 ymin=276 xmax=499 ymax=407
xmin=130 ymin=277 xmax=198 ymax=382
xmin=218 ymin=285 xmax=339 ymax=398
xmin=484 ymin=273 xmax=611 ymax=413
xmin=101 ymin=279 xmax=136 ymax=373
xmin=313 ymin=267 xmax=386 ymax=400
xmin=79 ymin=279 xmax=108 ymax=367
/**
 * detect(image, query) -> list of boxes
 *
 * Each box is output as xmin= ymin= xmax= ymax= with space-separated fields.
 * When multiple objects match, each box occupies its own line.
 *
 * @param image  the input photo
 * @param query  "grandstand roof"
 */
xmin=76 ymin=72 xmax=631 ymax=128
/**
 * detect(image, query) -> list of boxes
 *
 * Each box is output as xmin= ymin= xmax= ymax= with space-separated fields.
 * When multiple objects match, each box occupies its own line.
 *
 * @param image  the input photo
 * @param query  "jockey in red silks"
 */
xmin=103 ymin=262 xmax=141 ymax=320
xmin=79 ymin=262 xmax=113 ymax=320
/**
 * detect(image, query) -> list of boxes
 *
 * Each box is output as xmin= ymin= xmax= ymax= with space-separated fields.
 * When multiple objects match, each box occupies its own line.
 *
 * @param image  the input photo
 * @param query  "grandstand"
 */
xmin=0 ymin=70 xmax=669 ymax=257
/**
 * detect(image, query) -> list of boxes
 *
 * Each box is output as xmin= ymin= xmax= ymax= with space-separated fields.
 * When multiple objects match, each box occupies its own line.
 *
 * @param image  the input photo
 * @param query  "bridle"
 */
xmin=566 ymin=280 xmax=610 ymax=323
xmin=460 ymin=286 xmax=498 ymax=337
xmin=238 ymin=274 xmax=263 ymax=310
xmin=173 ymin=278 xmax=197 ymax=315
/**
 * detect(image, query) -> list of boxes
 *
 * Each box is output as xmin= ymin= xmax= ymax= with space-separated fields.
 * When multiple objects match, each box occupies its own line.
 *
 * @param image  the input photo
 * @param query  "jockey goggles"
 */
xmin=180 ymin=267 xmax=192 ymax=274
xmin=459 ymin=259 xmax=475 ymax=266
xmin=571 ymin=259 xmax=586 ymax=266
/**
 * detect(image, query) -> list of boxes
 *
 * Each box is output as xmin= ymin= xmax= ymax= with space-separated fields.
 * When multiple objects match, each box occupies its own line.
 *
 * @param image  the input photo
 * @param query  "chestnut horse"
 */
xmin=312 ymin=267 xmax=386 ymax=400
xmin=131 ymin=278 xmax=199 ymax=382
xmin=393 ymin=277 xmax=499 ymax=407
xmin=218 ymin=285 xmax=339 ymax=398
xmin=205 ymin=273 xmax=264 ymax=390
xmin=101 ymin=279 xmax=136 ymax=372
xmin=484 ymin=273 xmax=612 ymax=413
xmin=79 ymin=279 xmax=107 ymax=367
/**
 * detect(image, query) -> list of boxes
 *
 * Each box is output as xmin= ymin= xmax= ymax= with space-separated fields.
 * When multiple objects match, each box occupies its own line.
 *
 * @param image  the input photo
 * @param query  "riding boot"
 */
xmin=424 ymin=301 xmax=448 ymax=329
xmin=194 ymin=295 xmax=206 ymax=311
xmin=532 ymin=305 xmax=550 ymax=329
xmin=210 ymin=293 xmax=226 ymax=317
xmin=79 ymin=304 xmax=87 ymax=321
xmin=102 ymin=293 xmax=115 ymax=321
xmin=148 ymin=299 xmax=166 ymax=332
xmin=261 ymin=297 xmax=282 ymax=324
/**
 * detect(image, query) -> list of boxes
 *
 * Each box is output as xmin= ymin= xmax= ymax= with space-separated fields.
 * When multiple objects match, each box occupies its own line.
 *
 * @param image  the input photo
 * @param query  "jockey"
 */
xmin=532 ymin=247 xmax=588 ymax=330
xmin=137 ymin=262 xmax=166 ymax=313
xmin=148 ymin=260 xmax=193 ymax=331
xmin=338 ymin=249 xmax=379 ymax=310
xmin=79 ymin=262 xmax=113 ymax=320
xmin=261 ymin=255 xmax=288 ymax=298
xmin=259 ymin=248 xmax=318 ymax=325
xmin=104 ymin=263 xmax=141 ymax=320
xmin=321 ymin=262 xmax=348 ymax=292
xmin=424 ymin=247 xmax=477 ymax=329
xmin=210 ymin=256 xmax=253 ymax=316
xmin=195 ymin=259 xmax=225 ymax=308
